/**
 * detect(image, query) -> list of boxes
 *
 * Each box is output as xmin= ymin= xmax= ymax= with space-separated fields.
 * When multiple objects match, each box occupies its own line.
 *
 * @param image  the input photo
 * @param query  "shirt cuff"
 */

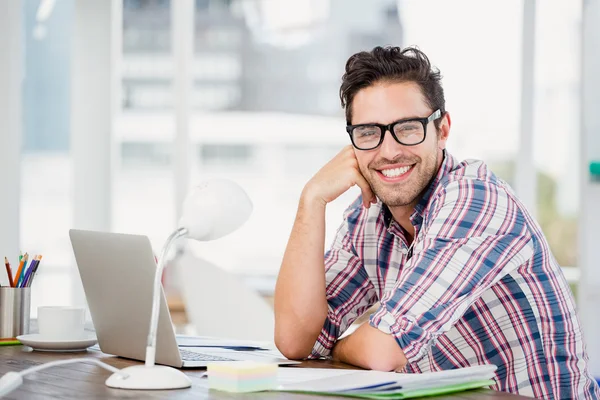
xmin=308 ymin=310 xmax=342 ymax=359
xmin=308 ymin=336 xmax=333 ymax=359
xmin=369 ymin=304 xmax=436 ymax=363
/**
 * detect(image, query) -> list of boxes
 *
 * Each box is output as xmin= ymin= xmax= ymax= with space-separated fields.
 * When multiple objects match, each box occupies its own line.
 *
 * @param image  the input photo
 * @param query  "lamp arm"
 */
xmin=145 ymin=227 xmax=188 ymax=367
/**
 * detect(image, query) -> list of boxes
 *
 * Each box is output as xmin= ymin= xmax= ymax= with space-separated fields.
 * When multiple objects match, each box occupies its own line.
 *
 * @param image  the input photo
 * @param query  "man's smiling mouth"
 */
xmin=380 ymin=165 xmax=413 ymax=178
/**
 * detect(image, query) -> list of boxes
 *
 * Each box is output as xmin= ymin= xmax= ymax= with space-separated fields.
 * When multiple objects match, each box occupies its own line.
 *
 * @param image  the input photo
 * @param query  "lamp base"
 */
xmin=105 ymin=365 xmax=192 ymax=390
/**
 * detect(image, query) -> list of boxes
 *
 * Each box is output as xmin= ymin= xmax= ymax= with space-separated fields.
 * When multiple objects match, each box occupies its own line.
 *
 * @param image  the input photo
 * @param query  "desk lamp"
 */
xmin=105 ymin=179 xmax=253 ymax=389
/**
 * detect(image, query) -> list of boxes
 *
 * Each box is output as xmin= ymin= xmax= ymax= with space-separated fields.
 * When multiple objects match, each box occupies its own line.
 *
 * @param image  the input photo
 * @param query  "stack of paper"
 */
xmin=275 ymin=364 xmax=497 ymax=399
xmin=208 ymin=361 xmax=278 ymax=393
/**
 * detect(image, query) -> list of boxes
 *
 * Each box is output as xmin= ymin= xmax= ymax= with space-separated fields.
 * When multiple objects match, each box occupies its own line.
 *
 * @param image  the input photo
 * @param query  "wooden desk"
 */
xmin=0 ymin=346 xmax=532 ymax=399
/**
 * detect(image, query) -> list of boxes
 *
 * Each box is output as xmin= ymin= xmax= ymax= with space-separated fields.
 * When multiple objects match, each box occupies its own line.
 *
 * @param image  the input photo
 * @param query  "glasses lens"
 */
xmin=393 ymin=121 xmax=425 ymax=145
xmin=352 ymin=125 xmax=381 ymax=149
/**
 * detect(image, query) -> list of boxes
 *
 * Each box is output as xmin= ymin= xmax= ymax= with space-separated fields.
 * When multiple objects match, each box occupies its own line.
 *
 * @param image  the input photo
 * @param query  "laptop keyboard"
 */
xmin=180 ymin=349 xmax=235 ymax=362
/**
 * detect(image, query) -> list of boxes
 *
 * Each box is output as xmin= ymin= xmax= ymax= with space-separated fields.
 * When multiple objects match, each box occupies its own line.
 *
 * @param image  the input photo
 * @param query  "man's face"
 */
xmin=351 ymin=81 xmax=449 ymax=208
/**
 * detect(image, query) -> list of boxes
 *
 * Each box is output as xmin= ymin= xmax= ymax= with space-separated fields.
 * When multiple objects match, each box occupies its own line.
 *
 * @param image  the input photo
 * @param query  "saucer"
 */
xmin=16 ymin=333 xmax=98 ymax=352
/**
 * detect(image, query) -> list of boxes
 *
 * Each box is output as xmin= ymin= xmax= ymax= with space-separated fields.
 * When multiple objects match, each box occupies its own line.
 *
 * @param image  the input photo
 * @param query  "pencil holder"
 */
xmin=0 ymin=287 xmax=31 ymax=339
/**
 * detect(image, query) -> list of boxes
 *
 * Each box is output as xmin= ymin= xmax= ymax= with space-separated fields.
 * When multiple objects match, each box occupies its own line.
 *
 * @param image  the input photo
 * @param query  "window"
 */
xmin=398 ymin=0 xmax=581 ymax=272
xmin=17 ymin=0 xmax=582 ymax=314
xmin=200 ymin=144 xmax=255 ymax=167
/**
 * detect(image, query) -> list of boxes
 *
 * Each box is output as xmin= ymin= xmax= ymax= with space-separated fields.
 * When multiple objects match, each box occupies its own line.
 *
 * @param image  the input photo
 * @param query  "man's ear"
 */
xmin=437 ymin=111 xmax=451 ymax=150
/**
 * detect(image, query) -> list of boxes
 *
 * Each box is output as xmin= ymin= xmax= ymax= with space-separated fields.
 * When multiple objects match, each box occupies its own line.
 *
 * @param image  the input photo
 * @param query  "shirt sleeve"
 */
xmin=309 ymin=205 xmax=378 ymax=359
xmin=369 ymin=179 xmax=535 ymax=364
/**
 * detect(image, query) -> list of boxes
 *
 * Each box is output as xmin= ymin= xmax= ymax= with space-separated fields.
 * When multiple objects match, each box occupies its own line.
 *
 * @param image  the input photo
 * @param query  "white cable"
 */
xmin=0 ymin=358 xmax=129 ymax=398
xmin=20 ymin=358 xmax=126 ymax=377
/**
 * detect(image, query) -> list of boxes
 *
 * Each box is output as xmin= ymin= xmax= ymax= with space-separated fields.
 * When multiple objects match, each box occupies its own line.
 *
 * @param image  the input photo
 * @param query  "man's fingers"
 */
xmin=354 ymin=174 xmax=376 ymax=208
xmin=345 ymin=147 xmax=376 ymax=206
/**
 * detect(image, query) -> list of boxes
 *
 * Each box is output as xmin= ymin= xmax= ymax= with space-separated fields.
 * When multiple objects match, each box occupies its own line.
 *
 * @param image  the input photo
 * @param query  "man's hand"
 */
xmin=274 ymin=146 xmax=377 ymax=360
xmin=303 ymin=145 xmax=377 ymax=209
xmin=332 ymin=323 xmax=408 ymax=372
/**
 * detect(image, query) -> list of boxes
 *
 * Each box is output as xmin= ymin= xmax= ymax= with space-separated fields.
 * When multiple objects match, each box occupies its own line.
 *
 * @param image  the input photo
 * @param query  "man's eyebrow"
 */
xmin=350 ymin=115 xmax=424 ymax=125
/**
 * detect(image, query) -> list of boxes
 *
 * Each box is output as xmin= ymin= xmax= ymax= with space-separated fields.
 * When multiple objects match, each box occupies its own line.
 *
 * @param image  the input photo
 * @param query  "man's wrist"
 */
xmin=300 ymin=184 xmax=327 ymax=211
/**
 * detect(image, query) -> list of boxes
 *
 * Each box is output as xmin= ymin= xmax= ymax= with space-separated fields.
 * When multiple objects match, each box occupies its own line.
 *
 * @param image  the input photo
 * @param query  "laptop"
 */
xmin=69 ymin=229 xmax=298 ymax=368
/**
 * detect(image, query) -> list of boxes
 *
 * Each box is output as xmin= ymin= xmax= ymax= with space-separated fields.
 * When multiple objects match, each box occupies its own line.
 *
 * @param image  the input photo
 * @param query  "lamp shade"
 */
xmin=178 ymin=179 xmax=253 ymax=241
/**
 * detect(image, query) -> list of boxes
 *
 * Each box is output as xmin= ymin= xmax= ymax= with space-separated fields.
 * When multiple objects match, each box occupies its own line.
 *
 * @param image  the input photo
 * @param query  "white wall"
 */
xmin=0 ymin=0 xmax=23 ymax=279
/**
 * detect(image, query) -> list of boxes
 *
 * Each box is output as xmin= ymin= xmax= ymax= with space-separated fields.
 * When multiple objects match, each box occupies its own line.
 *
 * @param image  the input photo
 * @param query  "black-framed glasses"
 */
xmin=346 ymin=109 xmax=442 ymax=151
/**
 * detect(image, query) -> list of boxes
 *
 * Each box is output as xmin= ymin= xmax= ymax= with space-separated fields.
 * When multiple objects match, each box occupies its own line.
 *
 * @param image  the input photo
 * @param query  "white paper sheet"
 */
xmin=276 ymin=364 xmax=497 ymax=392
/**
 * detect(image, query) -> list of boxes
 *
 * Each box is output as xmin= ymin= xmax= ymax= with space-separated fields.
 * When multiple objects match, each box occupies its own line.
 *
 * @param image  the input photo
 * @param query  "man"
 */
xmin=273 ymin=46 xmax=600 ymax=399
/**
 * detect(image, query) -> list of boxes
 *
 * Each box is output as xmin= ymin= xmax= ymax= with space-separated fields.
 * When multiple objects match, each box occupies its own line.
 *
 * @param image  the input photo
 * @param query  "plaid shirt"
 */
xmin=310 ymin=151 xmax=599 ymax=399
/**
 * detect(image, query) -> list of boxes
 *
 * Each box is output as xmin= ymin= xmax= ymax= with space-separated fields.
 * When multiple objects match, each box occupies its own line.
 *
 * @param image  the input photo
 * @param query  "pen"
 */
xmin=26 ymin=255 xmax=42 ymax=288
xmin=20 ymin=256 xmax=37 ymax=288
xmin=4 ymin=257 xmax=14 ymax=287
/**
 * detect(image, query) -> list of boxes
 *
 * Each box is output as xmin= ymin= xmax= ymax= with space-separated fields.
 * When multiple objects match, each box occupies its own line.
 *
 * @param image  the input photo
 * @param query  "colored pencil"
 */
xmin=18 ymin=256 xmax=29 ymax=287
xmin=16 ymin=254 xmax=29 ymax=288
xmin=13 ymin=254 xmax=26 ymax=289
xmin=4 ymin=257 xmax=14 ymax=287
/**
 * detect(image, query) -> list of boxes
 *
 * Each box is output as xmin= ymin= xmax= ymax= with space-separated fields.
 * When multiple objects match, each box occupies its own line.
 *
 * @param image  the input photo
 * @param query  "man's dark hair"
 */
xmin=340 ymin=46 xmax=445 ymax=128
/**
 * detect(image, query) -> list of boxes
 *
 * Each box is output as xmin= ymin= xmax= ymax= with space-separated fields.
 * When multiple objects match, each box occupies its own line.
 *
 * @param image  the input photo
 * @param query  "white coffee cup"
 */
xmin=37 ymin=306 xmax=86 ymax=340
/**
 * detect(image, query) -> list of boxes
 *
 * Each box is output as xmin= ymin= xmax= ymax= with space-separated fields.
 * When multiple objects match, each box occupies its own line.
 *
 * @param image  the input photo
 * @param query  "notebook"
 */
xmin=274 ymin=364 xmax=497 ymax=399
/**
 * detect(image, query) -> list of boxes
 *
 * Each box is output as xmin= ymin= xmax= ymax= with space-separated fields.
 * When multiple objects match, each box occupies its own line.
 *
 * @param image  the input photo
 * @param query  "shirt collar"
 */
xmin=410 ymin=149 xmax=455 ymax=226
